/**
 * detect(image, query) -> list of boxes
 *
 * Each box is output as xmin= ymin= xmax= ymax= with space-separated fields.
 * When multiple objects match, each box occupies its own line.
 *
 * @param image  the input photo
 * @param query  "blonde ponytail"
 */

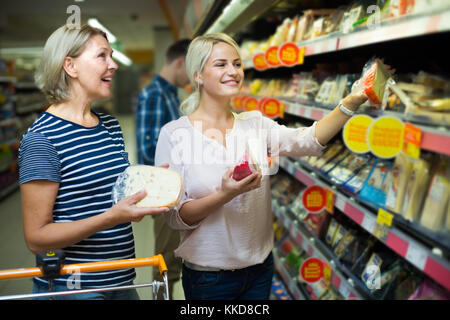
xmin=180 ymin=90 xmax=200 ymax=115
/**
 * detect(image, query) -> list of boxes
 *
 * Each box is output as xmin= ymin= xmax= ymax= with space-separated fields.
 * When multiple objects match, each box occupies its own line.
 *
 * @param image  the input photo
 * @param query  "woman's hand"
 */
xmin=220 ymin=167 xmax=262 ymax=201
xmin=341 ymin=91 xmax=369 ymax=112
xmin=108 ymin=190 xmax=169 ymax=225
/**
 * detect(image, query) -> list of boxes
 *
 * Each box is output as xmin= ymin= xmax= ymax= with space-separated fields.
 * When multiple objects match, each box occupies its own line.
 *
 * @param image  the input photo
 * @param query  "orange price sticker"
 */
xmin=302 ymin=185 xmax=326 ymax=213
xmin=278 ymin=42 xmax=300 ymax=66
xmin=232 ymin=96 xmax=243 ymax=110
xmin=403 ymin=122 xmax=422 ymax=159
xmin=244 ymin=96 xmax=259 ymax=112
xmin=325 ymin=188 xmax=335 ymax=214
xmin=300 ymin=257 xmax=324 ymax=283
xmin=265 ymin=46 xmax=280 ymax=67
xmin=252 ymin=52 xmax=268 ymax=71
xmin=260 ymin=98 xmax=282 ymax=118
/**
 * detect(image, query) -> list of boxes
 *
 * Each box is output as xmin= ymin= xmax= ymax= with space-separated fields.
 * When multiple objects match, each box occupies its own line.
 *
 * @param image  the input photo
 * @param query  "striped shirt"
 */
xmin=136 ymin=74 xmax=180 ymax=165
xmin=18 ymin=111 xmax=135 ymax=289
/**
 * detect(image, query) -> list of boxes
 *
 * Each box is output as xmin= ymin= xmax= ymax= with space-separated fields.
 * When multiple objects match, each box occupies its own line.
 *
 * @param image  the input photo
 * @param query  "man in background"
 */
xmin=136 ymin=38 xmax=191 ymax=299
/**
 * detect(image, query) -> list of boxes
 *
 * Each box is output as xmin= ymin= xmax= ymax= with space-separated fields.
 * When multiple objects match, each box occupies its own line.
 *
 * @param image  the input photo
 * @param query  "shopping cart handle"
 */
xmin=0 ymin=254 xmax=168 ymax=281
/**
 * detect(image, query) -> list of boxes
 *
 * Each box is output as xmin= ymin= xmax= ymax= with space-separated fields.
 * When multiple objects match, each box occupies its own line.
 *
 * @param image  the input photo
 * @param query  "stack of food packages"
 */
xmin=271 ymin=167 xmax=450 ymax=299
xmin=243 ymin=67 xmax=450 ymax=126
xmin=298 ymin=133 xmax=450 ymax=235
xmin=241 ymin=0 xmax=449 ymax=61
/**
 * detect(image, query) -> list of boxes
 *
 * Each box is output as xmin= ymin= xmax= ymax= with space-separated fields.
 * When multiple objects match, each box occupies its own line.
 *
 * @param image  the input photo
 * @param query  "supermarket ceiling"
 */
xmin=0 ymin=0 xmax=186 ymax=51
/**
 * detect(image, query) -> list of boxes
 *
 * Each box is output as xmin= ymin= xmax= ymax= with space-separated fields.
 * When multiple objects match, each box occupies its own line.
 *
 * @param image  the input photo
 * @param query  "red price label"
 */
xmin=278 ymin=42 xmax=300 ymax=66
xmin=265 ymin=46 xmax=280 ymax=67
xmin=300 ymin=257 xmax=324 ymax=283
xmin=243 ymin=96 xmax=259 ymax=112
xmin=232 ymin=96 xmax=243 ymax=110
xmin=260 ymin=97 xmax=282 ymax=118
xmin=302 ymin=185 xmax=326 ymax=213
xmin=252 ymin=52 xmax=268 ymax=71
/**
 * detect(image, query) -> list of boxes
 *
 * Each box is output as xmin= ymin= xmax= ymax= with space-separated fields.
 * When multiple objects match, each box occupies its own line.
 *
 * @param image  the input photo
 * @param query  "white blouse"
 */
xmin=154 ymin=110 xmax=325 ymax=270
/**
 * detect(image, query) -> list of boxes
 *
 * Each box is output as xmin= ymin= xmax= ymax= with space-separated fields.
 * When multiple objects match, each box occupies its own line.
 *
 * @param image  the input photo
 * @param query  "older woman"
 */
xmin=19 ymin=24 xmax=168 ymax=300
xmin=154 ymin=33 xmax=369 ymax=300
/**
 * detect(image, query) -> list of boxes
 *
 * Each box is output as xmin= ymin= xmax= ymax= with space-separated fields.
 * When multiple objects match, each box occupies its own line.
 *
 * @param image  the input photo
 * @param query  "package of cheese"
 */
xmin=352 ymin=57 xmax=392 ymax=106
xmin=385 ymin=153 xmax=414 ymax=214
xmin=401 ymin=156 xmax=432 ymax=222
xmin=232 ymin=138 xmax=265 ymax=181
xmin=419 ymin=157 xmax=450 ymax=231
xmin=445 ymin=198 xmax=450 ymax=231
xmin=111 ymin=165 xmax=182 ymax=208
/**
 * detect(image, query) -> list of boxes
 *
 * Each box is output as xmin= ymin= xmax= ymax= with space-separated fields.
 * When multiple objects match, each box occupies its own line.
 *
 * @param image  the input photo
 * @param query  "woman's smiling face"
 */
xmin=70 ymin=34 xmax=118 ymax=101
xmin=199 ymin=41 xmax=244 ymax=99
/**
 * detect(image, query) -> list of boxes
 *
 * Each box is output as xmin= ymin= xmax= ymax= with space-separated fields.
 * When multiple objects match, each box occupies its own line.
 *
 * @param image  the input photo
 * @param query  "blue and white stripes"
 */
xmin=19 ymin=111 xmax=135 ymax=288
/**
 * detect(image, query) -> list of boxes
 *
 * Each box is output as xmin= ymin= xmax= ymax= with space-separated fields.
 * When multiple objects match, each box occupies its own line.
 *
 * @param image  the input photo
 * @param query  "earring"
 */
xmin=198 ymin=79 xmax=203 ymax=85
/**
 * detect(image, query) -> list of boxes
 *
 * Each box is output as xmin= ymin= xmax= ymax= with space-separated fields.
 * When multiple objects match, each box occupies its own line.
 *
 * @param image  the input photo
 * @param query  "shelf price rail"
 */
xmin=278 ymin=157 xmax=450 ymax=291
xmin=272 ymin=198 xmax=365 ymax=300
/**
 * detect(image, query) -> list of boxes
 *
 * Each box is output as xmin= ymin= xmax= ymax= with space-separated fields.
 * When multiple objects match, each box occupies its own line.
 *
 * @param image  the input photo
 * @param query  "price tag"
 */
xmin=278 ymin=42 xmax=300 ymax=66
xmin=243 ymin=96 xmax=259 ymax=112
xmin=252 ymin=52 xmax=268 ymax=71
xmin=373 ymin=222 xmax=389 ymax=242
xmin=325 ymin=188 xmax=335 ymax=214
xmin=265 ymin=46 xmax=280 ymax=67
xmin=405 ymin=243 xmax=427 ymax=270
xmin=403 ymin=122 xmax=422 ymax=159
xmin=376 ymin=208 xmax=394 ymax=227
xmin=367 ymin=116 xmax=405 ymax=159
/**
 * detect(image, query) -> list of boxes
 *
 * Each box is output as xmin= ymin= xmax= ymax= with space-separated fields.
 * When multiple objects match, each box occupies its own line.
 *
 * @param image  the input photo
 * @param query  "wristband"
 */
xmin=338 ymin=100 xmax=355 ymax=117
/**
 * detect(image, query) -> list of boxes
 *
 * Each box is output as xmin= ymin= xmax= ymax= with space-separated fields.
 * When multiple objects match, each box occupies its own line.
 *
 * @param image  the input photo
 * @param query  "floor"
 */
xmin=0 ymin=114 xmax=185 ymax=300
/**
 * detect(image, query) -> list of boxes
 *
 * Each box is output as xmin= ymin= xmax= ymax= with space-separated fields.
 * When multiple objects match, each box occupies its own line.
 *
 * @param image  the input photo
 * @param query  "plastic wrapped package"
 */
xmin=352 ymin=57 xmax=392 ymax=107
xmin=419 ymin=157 xmax=450 ymax=231
xmin=359 ymin=159 xmax=393 ymax=208
xmin=111 ymin=165 xmax=182 ymax=208
xmin=294 ymin=13 xmax=314 ymax=43
xmin=401 ymin=156 xmax=433 ymax=222
xmin=385 ymin=153 xmax=414 ymax=214
xmin=328 ymin=153 xmax=372 ymax=185
xmin=320 ymin=149 xmax=352 ymax=174
xmin=312 ymin=141 xmax=345 ymax=170
xmin=343 ymin=158 xmax=377 ymax=194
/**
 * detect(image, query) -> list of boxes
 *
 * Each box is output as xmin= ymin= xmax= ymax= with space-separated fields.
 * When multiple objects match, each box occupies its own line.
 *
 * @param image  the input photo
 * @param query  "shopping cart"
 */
xmin=0 ymin=250 xmax=169 ymax=300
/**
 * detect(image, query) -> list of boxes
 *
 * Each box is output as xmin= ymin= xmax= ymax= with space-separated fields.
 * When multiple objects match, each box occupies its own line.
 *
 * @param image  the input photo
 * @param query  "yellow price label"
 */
xmin=325 ymin=188 xmax=335 ymax=214
xmin=376 ymin=208 xmax=394 ymax=227
xmin=343 ymin=115 xmax=373 ymax=154
xmin=367 ymin=116 xmax=404 ymax=159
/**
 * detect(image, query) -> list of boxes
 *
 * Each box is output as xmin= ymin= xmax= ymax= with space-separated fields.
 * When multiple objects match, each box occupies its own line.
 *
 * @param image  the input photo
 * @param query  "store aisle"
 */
xmin=0 ymin=114 xmax=184 ymax=300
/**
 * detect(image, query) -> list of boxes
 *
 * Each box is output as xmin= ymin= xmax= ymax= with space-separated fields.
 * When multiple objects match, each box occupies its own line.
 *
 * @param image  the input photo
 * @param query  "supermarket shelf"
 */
xmin=273 ymin=197 xmax=367 ymax=300
xmin=273 ymin=249 xmax=307 ymax=300
xmin=0 ymin=76 xmax=16 ymax=84
xmin=245 ymin=9 xmax=450 ymax=69
xmin=278 ymin=156 xmax=450 ymax=291
xmin=279 ymin=98 xmax=450 ymax=156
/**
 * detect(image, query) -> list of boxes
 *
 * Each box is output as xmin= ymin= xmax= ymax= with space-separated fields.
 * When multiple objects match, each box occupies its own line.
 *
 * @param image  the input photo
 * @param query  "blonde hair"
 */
xmin=180 ymin=33 xmax=241 ymax=115
xmin=35 ymin=24 xmax=107 ymax=104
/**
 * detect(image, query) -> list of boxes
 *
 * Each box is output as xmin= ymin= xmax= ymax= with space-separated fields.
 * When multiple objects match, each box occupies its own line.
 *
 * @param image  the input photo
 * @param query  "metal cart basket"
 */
xmin=0 ymin=250 xmax=169 ymax=300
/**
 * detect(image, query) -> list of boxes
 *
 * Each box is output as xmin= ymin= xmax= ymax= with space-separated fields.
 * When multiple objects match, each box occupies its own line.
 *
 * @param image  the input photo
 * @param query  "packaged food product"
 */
xmin=320 ymin=149 xmax=352 ymax=174
xmin=334 ymin=229 xmax=356 ymax=258
xmin=361 ymin=253 xmax=383 ymax=289
xmin=401 ymin=156 xmax=433 ymax=221
xmin=359 ymin=159 xmax=393 ymax=208
xmin=420 ymin=157 xmax=450 ymax=231
xmin=445 ymin=198 xmax=450 ymax=231
xmin=353 ymin=58 xmax=392 ymax=106
xmin=312 ymin=141 xmax=344 ymax=170
xmin=343 ymin=158 xmax=377 ymax=194
xmin=325 ymin=218 xmax=338 ymax=245
xmin=111 ymin=165 xmax=182 ymax=208
xmin=331 ymin=224 xmax=347 ymax=250
xmin=328 ymin=153 xmax=372 ymax=185
xmin=385 ymin=153 xmax=414 ymax=214
xmin=232 ymin=139 xmax=264 ymax=181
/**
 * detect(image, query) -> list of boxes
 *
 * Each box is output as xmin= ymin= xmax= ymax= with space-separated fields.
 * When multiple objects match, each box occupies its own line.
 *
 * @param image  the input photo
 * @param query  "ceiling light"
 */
xmin=87 ymin=18 xmax=117 ymax=43
xmin=112 ymin=50 xmax=132 ymax=66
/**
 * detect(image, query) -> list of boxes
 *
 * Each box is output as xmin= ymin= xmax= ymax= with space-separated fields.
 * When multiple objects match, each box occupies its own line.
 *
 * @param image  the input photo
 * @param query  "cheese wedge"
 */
xmin=121 ymin=165 xmax=182 ymax=208
xmin=362 ymin=59 xmax=391 ymax=105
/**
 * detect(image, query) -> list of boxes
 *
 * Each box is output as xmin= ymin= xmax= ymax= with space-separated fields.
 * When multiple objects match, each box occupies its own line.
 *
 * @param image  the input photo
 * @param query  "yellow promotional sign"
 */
xmin=367 ymin=116 xmax=404 ymax=159
xmin=342 ymin=115 xmax=373 ymax=153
